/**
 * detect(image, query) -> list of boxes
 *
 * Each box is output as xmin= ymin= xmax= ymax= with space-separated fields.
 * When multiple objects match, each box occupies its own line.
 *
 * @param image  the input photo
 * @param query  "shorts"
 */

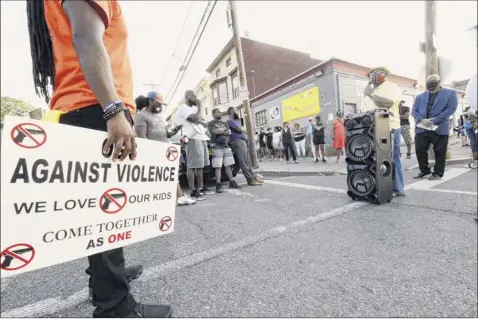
xmin=400 ymin=124 xmax=413 ymax=144
xmin=185 ymin=139 xmax=209 ymax=169
xmin=211 ymin=147 xmax=235 ymax=168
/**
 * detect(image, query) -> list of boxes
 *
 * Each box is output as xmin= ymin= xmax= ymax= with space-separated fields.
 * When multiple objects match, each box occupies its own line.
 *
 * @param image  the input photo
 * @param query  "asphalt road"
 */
xmin=1 ymin=165 xmax=477 ymax=318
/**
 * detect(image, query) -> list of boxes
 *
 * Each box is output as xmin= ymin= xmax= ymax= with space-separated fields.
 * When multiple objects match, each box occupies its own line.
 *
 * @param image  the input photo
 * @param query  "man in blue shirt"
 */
xmin=412 ymin=74 xmax=458 ymax=180
xmin=226 ymin=107 xmax=262 ymax=186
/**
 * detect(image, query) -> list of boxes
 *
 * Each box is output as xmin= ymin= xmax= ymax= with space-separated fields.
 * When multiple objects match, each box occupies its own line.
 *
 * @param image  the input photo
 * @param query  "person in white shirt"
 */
xmin=175 ymin=90 xmax=214 ymax=200
xmin=361 ymin=66 xmax=405 ymax=196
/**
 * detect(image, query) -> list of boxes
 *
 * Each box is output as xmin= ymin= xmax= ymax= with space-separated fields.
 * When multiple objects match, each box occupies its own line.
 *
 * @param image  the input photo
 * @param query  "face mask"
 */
xmin=426 ymin=81 xmax=440 ymax=91
xmin=151 ymin=104 xmax=162 ymax=114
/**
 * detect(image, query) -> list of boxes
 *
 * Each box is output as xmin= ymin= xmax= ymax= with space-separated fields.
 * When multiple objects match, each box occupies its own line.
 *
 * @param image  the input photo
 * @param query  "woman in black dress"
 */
xmin=312 ymin=115 xmax=327 ymax=163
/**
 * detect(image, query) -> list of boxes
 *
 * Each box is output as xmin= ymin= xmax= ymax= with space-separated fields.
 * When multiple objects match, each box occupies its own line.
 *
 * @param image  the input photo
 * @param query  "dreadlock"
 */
xmin=27 ymin=0 xmax=55 ymax=103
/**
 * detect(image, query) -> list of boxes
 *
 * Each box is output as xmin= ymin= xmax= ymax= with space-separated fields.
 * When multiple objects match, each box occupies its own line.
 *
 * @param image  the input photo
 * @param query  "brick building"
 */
xmin=166 ymin=37 xmax=319 ymax=124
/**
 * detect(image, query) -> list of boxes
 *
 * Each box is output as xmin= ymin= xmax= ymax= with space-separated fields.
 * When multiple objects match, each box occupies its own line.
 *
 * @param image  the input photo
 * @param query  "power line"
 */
xmin=165 ymin=1 xmax=213 ymax=102
xmin=158 ymin=1 xmax=193 ymax=84
xmin=165 ymin=0 xmax=218 ymax=105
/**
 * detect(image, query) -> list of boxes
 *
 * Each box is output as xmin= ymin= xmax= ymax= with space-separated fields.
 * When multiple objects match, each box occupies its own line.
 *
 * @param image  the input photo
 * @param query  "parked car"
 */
xmin=169 ymin=135 xmax=240 ymax=184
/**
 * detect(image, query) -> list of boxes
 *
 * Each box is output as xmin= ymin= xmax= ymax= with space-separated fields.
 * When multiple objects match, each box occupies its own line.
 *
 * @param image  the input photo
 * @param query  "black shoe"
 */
xmin=315 ymin=158 xmax=319 ymax=163
xmin=191 ymin=190 xmax=206 ymax=201
xmin=199 ymin=187 xmax=215 ymax=195
xmin=428 ymin=173 xmax=442 ymax=180
xmin=229 ymin=180 xmax=242 ymax=189
xmin=89 ymin=265 xmax=143 ymax=303
xmin=413 ymin=171 xmax=432 ymax=179
xmin=126 ymin=303 xmax=172 ymax=318
xmin=322 ymin=158 xmax=327 ymax=163
xmin=216 ymin=183 xmax=223 ymax=193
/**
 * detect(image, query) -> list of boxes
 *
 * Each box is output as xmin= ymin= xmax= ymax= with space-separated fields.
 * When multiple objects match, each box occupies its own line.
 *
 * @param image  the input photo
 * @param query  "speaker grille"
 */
xmin=347 ymin=169 xmax=376 ymax=197
xmin=345 ymin=133 xmax=373 ymax=161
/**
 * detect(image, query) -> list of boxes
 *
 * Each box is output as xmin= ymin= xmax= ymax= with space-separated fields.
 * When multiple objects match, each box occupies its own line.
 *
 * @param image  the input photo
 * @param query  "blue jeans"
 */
xmin=466 ymin=128 xmax=478 ymax=153
xmin=391 ymin=129 xmax=405 ymax=194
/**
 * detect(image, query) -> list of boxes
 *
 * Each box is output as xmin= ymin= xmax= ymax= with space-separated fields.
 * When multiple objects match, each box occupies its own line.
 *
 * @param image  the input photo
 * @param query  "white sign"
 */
xmin=327 ymin=112 xmax=334 ymax=121
xmin=239 ymin=87 xmax=249 ymax=101
xmin=269 ymin=106 xmax=281 ymax=120
xmin=1 ymin=116 xmax=178 ymax=278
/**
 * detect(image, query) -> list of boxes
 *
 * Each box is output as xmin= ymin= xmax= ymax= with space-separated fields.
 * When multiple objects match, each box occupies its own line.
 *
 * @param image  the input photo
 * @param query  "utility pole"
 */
xmin=228 ymin=0 xmax=258 ymax=168
xmin=425 ymin=0 xmax=438 ymax=77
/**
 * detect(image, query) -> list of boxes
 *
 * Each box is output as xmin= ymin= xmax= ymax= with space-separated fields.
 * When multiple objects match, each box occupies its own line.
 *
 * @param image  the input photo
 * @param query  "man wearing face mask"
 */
xmin=361 ymin=66 xmax=405 ymax=196
xmin=227 ymin=107 xmax=263 ymax=186
xmin=411 ymin=74 xmax=458 ymax=180
xmin=135 ymin=92 xmax=196 ymax=206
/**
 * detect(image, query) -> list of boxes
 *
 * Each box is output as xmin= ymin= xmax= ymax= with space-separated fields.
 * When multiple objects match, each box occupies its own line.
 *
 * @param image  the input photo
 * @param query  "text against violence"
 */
xmin=9 ymin=158 xmax=177 ymax=184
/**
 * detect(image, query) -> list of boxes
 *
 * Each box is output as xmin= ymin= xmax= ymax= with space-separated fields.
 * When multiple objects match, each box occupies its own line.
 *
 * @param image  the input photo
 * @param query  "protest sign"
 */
xmin=1 ymin=116 xmax=178 ymax=278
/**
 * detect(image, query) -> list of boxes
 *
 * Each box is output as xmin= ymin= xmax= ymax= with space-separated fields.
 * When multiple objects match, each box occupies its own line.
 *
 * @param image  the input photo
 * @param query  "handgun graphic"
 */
xmin=101 ymin=193 xmax=126 ymax=211
xmin=13 ymin=128 xmax=44 ymax=144
xmin=1 ymin=248 xmax=33 ymax=268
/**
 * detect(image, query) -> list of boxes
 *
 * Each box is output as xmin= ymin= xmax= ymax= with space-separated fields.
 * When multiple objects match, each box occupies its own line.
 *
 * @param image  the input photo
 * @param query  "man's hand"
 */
xmin=225 ymin=129 xmax=231 ymax=136
xmin=363 ymin=85 xmax=374 ymax=97
xmin=198 ymin=119 xmax=207 ymax=127
xmin=421 ymin=119 xmax=433 ymax=128
xmin=104 ymin=112 xmax=137 ymax=161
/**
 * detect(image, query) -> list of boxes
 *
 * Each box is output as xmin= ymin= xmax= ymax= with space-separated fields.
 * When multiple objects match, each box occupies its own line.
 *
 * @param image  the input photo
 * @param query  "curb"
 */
xmin=254 ymin=170 xmax=347 ymax=177
xmin=406 ymin=157 xmax=471 ymax=170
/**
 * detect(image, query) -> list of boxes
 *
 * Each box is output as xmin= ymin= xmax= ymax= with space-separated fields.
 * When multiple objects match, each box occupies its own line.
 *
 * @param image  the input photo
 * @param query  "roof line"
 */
xmin=206 ymin=37 xmax=234 ymax=72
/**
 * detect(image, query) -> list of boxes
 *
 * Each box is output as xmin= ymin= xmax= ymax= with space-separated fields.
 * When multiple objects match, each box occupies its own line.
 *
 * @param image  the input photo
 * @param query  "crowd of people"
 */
xmin=254 ymin=111 xmax=347 ymax=164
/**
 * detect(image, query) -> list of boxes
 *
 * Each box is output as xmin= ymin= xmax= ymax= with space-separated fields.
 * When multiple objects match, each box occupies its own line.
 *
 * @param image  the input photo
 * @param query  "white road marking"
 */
xmin=0 ymin=202 xmax=366 ymax=318
xmin=264 ymin=180 xmax=347 ymax=194
xmin=223 ymin=188 xmax=271 ymax=202
xmin=405 ymin=168 xmax=470 ymax=191
xmin=411 ymin=188 xmax=477 ymax=196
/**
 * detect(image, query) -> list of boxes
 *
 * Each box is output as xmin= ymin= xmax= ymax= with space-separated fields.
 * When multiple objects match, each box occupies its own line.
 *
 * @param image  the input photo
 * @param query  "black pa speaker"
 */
xmin=344 ymin=109 xmax=393 ymax=204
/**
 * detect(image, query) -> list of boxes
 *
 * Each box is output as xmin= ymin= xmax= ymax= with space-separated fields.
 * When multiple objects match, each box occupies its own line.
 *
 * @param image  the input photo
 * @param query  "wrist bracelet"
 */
xmin=103 ymin=100 xmax=122 ymax=113
xmin=103 ymin=102 xmax=125 ymax=121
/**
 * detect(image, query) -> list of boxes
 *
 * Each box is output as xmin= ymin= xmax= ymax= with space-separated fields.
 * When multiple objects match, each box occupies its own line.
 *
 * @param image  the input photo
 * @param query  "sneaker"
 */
xmin=286 ymin=161 xmax=290 ymax=164
xmin=199 ymin=187 xmax=215 ymax=195
xmin=216 ymin=183 xmax=223 ymax=193
xmin=255 ymin=178 xmax=264 ymax=184
xmin=89 ymin=265 xmax=143 ymax=304
xmin=322 ymin=158 xmax=327 ymax=163
xmin=229 ymin=180 xmax=242 ymax=189
xmin=294 ymin=160 xmax=299 ymax=164
xmin=126 ymin=303 xmax=172 ymax=318
xmin=247 ymin=180 xmax=262 ymax=186
xmin=393 ymin=192 xmax=406 ymax=197
xmin=177 ymin=195 xmax=196 ymax=206
xmin=191 ymin=190 xmax=206 ymax=201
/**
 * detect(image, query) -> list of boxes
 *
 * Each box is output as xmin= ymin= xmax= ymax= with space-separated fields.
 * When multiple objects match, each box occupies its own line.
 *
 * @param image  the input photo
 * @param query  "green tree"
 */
xmin=1 ymin=96 xmax=35 ymax=127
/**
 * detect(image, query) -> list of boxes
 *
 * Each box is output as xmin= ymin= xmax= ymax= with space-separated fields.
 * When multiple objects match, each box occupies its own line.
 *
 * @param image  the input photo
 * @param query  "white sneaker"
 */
xmin=177 ymin=195 xmax=196 ymax=206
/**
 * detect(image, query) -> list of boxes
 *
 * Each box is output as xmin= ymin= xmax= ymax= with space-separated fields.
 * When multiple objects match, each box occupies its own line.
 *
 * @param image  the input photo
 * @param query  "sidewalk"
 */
xmin=254 ymin=138 xmax=471 ymax=177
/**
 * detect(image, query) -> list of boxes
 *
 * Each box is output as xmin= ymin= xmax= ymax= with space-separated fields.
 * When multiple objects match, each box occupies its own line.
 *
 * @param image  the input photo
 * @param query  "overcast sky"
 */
xmin=1 ymin=1 xmax=476 ymax=110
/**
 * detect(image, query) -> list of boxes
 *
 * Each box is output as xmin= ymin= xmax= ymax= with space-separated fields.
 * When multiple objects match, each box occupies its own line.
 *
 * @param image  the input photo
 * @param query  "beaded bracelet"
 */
xmin=102 ymin=102 xmax=125 ymax=121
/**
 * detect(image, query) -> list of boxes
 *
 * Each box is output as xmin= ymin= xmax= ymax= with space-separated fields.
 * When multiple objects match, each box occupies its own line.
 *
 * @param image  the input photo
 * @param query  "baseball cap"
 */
xmin=146 ymin=91 xmax=167 ymax=105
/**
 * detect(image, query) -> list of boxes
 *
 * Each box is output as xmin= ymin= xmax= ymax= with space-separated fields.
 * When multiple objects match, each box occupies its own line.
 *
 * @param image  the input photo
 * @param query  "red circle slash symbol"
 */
xmin=159 ymin=216 xmax=172 ymax=232
xmin=166 ymin=146 xmax=178 ymax=161
xmin=10 ymin=123 xmax=47 ymax=149
xmin=100 ymin=188 xmax=127 ymax=214
xmin=0 ymin=243 xmax=35 ymax=271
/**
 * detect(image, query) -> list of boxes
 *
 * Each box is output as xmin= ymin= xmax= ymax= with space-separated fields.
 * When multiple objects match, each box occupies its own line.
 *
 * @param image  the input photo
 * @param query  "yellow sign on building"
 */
xmin=281 ymin=86 xmax=320 ymax=122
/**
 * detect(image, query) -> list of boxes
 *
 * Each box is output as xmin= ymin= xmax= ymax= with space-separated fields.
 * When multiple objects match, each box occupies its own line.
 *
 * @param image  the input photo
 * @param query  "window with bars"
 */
xmin=212 ymin=80 xmax=228 ymax=106
xmin=255 ymin=110 xmax=267 ymax=126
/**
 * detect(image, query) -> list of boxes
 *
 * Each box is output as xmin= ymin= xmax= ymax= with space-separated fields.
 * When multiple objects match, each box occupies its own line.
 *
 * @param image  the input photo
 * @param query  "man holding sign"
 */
xmin=26 ymin=0 xmax=171 ymax=317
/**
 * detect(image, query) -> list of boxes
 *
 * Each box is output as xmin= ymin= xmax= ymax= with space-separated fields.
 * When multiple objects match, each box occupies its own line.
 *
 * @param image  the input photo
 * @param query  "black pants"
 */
xmin=59 ymin=105 xmax=136 ymax=318
xmin=282 ymin=142 xmax=297 ymax=161
xmin=415 ymin=131 xmax=449 ymax=177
